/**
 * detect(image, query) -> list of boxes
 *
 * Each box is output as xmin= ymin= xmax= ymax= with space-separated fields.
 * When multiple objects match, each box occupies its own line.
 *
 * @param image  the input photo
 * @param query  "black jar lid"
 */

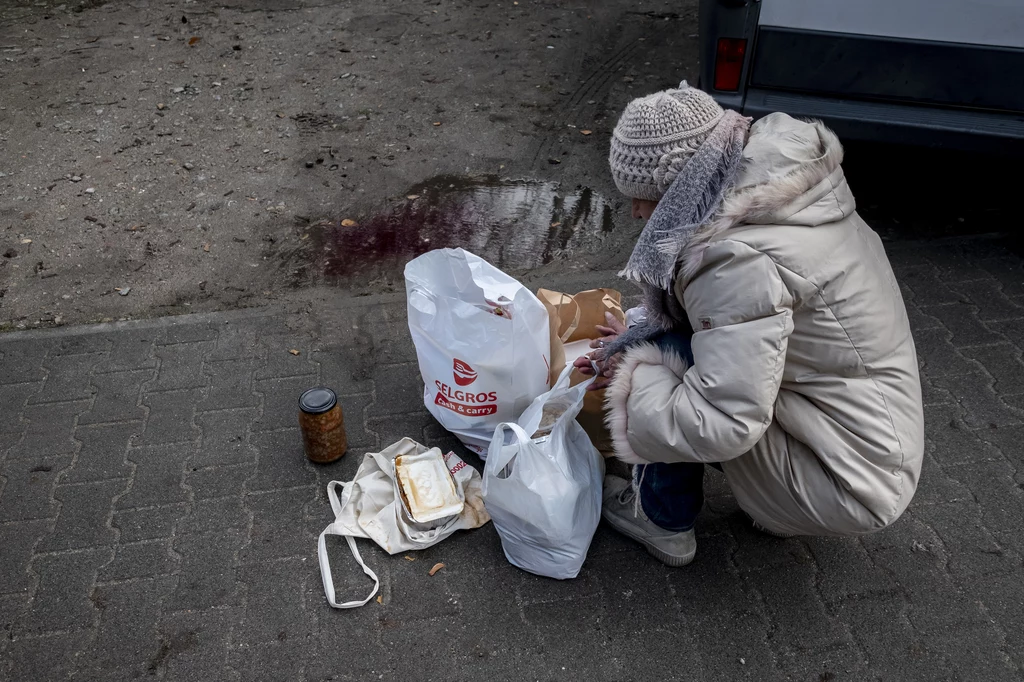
xmin=299 ymin=387 xmax=337 ymax=414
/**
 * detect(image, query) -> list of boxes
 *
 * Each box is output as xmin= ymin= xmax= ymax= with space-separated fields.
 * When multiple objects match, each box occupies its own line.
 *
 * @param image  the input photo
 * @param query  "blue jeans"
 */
xmin=634 ymin=330 xmax=710 ymax=533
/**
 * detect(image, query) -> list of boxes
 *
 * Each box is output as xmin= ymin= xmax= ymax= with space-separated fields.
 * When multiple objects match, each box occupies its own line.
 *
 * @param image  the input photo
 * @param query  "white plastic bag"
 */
xmin=405 ymin=248 xmax=551 ymax=456
xmin=318 ymin=438 xmax=490 ymax=609
xmin=482 ymin=364 xmax=605 ymax=579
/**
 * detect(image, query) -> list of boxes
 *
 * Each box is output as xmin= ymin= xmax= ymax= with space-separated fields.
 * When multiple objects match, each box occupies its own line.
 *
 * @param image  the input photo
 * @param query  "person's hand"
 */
xmin=573 ymin=312 xmax=627 ymax=391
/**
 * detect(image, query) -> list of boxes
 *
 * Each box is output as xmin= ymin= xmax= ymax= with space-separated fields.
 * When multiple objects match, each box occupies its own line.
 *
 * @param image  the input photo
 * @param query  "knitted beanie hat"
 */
xmin=609 ymin=82 xmax=726 ymax=201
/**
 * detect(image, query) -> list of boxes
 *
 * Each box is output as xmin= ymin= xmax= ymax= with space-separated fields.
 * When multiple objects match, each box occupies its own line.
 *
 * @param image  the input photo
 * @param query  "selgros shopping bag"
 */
xmin=481 ymin=364 xmax=605 ymax=579
xmin=405 ymin=248 xmax=551 ymax=456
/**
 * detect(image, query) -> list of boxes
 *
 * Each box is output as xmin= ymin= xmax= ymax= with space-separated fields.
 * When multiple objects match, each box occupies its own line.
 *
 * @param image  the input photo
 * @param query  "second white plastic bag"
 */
xmin=482 ymin=364 xmax=605 ymax=579
xmin=405 ymin=248 xmax=551 ymax=456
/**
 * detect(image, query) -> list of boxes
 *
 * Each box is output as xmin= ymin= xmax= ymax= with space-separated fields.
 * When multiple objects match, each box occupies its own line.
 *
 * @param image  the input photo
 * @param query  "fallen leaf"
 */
xmin=406 ymin=194 xmax=420 ymax=200
xmin=428 ymin=562 xmax=445 ymax=576
xmin=550 ymin=221 xmax=562 ymax=228
xmin=404 ymin=555 xmax=416 ymax=562
xmin=289 ymin=349 xmax=300 ymax=356
xmin=202 ymin=242 xmax=210 ymax=252
xmin=188 ymin=36 xmax=201 ymax=46
xmin=547 ymin=158 xmax=561 ymax=165
xmin=376 ymin=595 xmax=383 ymax=604
xmin=156 ymin=103 xmax=166 ymax=110
xmin=20 ymin=238 xmax=32 ymax=244
xmin=340 ymin=218 xmax=357 ymax=227
xmin=580 ymin=129 xmax=593 ymax=135
xmin=432 ymin=121 xmax=441 ymax=126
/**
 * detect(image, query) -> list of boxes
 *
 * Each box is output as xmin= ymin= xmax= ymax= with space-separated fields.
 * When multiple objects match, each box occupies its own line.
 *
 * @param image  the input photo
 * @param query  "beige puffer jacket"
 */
xmin=606 ymin=113 xmax=924 ymax=536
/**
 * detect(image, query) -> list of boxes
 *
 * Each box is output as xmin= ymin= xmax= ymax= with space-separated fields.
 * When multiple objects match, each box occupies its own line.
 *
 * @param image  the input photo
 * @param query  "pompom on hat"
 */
xmin=609 ymin=81 xmax=726 ymax=201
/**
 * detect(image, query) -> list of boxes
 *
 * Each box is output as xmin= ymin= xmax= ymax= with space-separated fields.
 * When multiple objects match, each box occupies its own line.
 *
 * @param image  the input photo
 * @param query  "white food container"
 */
xmin=395 ymin=448 xmax=465 ymax=524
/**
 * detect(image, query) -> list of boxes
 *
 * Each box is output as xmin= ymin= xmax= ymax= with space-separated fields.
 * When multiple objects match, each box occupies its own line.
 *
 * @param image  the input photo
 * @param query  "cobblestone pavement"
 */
xmin=1 ymin=235 xmax=1023 ymax=682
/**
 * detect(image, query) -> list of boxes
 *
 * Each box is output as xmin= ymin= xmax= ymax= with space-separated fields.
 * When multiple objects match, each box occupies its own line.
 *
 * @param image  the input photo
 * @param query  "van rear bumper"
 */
xmin=740 ymin=88 xmax=1024 ymax=154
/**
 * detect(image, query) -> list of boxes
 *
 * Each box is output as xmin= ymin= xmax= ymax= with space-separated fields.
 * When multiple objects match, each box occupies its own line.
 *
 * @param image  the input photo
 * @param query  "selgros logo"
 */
xmin=453 ymin=359 xmax=477 ymax=386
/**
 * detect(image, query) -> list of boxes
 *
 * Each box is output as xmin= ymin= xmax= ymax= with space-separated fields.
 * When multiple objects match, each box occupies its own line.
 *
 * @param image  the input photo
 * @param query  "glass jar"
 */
xmin=298 ymin=388 xmax=347 ymax=463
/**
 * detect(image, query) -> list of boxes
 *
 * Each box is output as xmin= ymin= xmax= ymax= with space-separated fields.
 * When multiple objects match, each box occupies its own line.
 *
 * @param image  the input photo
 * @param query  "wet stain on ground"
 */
xmin=308 ymin=175 xmax=617 ymax=283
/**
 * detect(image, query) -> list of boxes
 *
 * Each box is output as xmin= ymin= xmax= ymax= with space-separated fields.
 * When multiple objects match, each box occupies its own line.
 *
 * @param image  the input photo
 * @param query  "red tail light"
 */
xmin=714 ymin=38 xmax=747 ymax=91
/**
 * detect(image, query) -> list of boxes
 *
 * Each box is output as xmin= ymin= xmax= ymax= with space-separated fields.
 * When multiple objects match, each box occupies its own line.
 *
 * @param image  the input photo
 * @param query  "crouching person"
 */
xmin=574 ymin=83 xmax=924 ymax=566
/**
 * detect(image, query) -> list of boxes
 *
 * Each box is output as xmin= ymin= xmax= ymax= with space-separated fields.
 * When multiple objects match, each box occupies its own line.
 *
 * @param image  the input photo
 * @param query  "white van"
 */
xmin=698 ymin=0 xmax=1024 ymax=152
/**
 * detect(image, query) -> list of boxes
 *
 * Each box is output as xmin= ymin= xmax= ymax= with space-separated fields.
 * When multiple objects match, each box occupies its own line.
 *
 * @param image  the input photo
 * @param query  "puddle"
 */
xmin=310 ymin=175 xmax=618 ymax=283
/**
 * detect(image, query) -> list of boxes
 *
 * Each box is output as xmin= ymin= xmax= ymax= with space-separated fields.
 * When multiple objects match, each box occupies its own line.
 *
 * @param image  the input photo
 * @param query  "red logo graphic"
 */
xmin=453 ymin=359 xmax=477 ymax=386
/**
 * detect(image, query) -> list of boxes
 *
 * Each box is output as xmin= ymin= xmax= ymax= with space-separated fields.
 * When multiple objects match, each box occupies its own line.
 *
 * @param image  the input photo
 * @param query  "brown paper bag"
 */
xmin=537 ymin=288 xmax=625 ymax=457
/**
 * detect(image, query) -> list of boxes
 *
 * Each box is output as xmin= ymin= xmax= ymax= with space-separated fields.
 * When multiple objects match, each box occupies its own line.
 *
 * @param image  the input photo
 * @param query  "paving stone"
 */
xmin=366 ymin=411 xmax=436 ymax=451
xmin=949 ymin=279 xmax=1024 ymax=321
xmin=312 ymin=344 xmax=375 ymax=395
xmin=831 ymin=592 xmax=955 ymax=681
xmin=959 ymin=570 xmax=1024 ymax=665
xmin=194 ymin=408 xmax=258 ymax=467
xmin=200 ymin=358 xmax=261 ymax=410
xmin=186 ymin=462 xmax=255 ymax=500
xmin=305 ymin=612 xmax=391 ymax=682
xmin=804 ymin=537 xmax=897 ymax=603
xmin=668 ymin=534 xmax=777 ymax=681
xmin=381 ymin=614 xmax=478 ymax=681
xmin=585 ymin=550 xmax=682 ymax=632
xmin=117 ymin=443 xmax=191 ymax=509
xmin=338 ymin=391 xmax=375 ymax=449
xmin=979 ymin=255 xmax=1024 ymax=298
xmin=899 ymin=265 xmax=963 ymax=305
xmin=29 ymin=352 xmax=104 ymax=404
xmin=149 ymin=342 xmax=215 ymax=391
xmin=6 ymin=630 xmax=94 ymax=682
xmin=366 ymin=363 xmax=424 ymax=417
xmin=166 ymin=530 xmax=246 ymax=612
xmin=230 ymin=638 xmax=305 ymax=682
xmin=253 ymin=376 xmax=315 ymax=431
xmin=931 ymin=371 xmax=1022 ymax=428
xmin=255 ymin=338 xmax=318 ymax=381
xmin=745 ymin=561 xmax=849 ymax=653
xmin=0 ymin=455 xmax=72 ymax=522
xmin=206 ymin=321 xmax=261 ymax=362
xmin=97 ymin=539 xmax=177 ymax=582
xmin=248 ymin=428 xmax=317 ymax=492
xmin=919 ymin=374 xmax=955 ymax=406
xmin=959 ymin=343 xmax=1024 ymax=398
xmin=139 ymin=389 xmax=202 ymax=444
xmin=0 ymin=382 xmax=42 ymax=432
xmin=177 ymin=495 xmax=248 ymax=535
xmin=92 ymin=328 xmax=157 ymax=374
xmin=78 ymin=369 xmax=149 ymax=425
xmin=112 ymin=503 xmax=187 ymax=543
xmin=910 ymin=453 xmax=975 ymax=506
xmin=923 ymin=402 xmax=1005 ymax=466
xmin=919 ymin=303 xmax=1006 ymax=348
xmin=0 ymin=339 xmax=53 ymax=384
xmin=6 ymin=401 xmax=87 ymax=459
xmin=773 ymin=642 xmax=870 ymax=682
xmin=930 ymin=624 xmax=1022 ymax=681
xmin=39 ymin=480 xmax=125 ymax=551
xmin=155 ymin=607 xmax=236 ymax=679
xmin=943 ymin=459 xmax=1024 ymax=556
xmin=905 ymin=303 xmax=942 ymax=331
xmin=80 ymin=578 xmax=175 ymax=679
xmin=22 ymin=548 xmax=111 ymax=635
xmin=0 ymin=519 xmax=50 ymax=594
xmin=914 ymin=500 xmax=1020 ymax=579
xmin=239 ymin=486 xmax=315 ymax=563
xmin=237 ymin=558 xmax=313 ymax=643
xmin=911 ymin=328 xmax=978 ymax=377
xmin=63 ymin=421 xmax=139 ymax=483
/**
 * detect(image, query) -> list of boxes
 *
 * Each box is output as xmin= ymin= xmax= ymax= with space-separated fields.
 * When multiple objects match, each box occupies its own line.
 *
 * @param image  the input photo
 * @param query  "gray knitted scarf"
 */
xmin=605 ymin=109 xmax=751 ymax=359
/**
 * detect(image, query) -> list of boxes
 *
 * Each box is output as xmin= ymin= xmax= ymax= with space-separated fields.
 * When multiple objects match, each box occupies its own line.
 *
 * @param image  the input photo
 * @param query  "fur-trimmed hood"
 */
xmin=678 ymin=112 xmax=852 ymax=284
